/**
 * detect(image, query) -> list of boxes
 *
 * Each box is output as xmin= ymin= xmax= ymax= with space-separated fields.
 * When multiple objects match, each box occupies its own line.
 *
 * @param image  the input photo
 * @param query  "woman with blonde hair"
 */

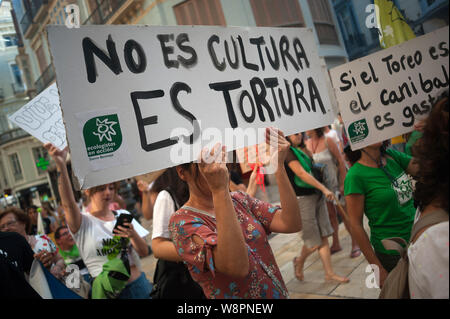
xmin=44 ymin=143 xmax=152 ymax=298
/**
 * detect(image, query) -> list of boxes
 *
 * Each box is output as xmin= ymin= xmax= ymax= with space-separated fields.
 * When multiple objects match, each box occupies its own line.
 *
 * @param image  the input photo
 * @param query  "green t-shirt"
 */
xmin=59 ymin=244 xmax=81 ymax=265
xmin=405 ymin=130 xmax=423 ymax=156
xmin=344 ymin=149 xmax=415 ymax=255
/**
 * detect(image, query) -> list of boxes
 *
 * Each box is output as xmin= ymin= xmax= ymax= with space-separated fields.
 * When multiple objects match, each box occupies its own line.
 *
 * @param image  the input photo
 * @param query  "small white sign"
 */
xmin=8 ymin=83 xmax=67 ymax=149
xmin=330 ymin=26 xmax=449 ymax=150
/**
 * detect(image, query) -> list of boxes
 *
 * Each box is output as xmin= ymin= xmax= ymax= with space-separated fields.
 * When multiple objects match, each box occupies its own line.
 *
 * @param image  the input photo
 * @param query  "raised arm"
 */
xmin=44 ymin=143 xmax=81 ymax=234
xmin=265 ymin=128 xmax=302 ymax=234
xmin=137 ymin=180 xmax=155 ymax=220
xmin=197 ymin=144 xmax=249 ymax=278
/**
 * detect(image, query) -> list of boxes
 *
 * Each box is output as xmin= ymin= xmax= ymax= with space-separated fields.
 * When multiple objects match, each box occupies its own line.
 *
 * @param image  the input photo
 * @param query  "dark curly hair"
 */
xmin=412 ymin=94 xmax=449 ymax=213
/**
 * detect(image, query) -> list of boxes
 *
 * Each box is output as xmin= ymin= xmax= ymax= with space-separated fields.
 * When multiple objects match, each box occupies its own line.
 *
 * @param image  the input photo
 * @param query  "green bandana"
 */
xmin=92 ymin=258 xmax=130 ymax=299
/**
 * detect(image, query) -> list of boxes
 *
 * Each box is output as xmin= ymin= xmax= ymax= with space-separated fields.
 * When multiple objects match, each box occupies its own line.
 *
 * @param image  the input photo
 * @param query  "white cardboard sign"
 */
xmin=330 ymin=26 xmax=449 ymax=151
xmin=47 ymin=25 xmax=335 ymax=189
xmin=8 ymin=83 xmax=67 ymax=149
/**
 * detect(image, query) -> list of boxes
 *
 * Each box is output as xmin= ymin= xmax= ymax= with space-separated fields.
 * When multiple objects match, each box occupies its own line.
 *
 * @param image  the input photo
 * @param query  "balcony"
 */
xmin=31 ymin=0 xmax=49 ymax=23
xmin=19 ymin=10 xmax=38 ymax=39
xmin=34 ymin=63 xmax=55 ymax=94
xmin=0 ymin=128 xmax=30 ymax=147
xmin=84 ymin=0 xmax=144 ymax=25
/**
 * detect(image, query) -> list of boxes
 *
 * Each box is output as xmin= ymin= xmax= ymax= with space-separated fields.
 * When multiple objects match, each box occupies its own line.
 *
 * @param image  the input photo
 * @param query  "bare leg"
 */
xmin=336 ymin=203 xmax=361 ymax=257
xmin=318 ymin=237 xmax=350 ymax=283
xmin=326 ymin=201 xmax=341 ymax=253
xmin=294 ymin=245 xmax=318 ymax=281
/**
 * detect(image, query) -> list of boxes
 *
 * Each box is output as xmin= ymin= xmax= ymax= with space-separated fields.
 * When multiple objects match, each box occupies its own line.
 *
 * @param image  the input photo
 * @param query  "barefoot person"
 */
xmin=306 ymin=127 xmax=360 ymax=257
xmin=169 ymin=127 xmax=302 ymax=299
xmin=285 ymin=132 xmax=349 ymax=283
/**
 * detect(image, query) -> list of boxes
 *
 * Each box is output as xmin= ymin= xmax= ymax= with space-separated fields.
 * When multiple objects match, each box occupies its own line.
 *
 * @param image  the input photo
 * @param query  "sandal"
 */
xmin=350 ymin=248 xmax=362 ymax=258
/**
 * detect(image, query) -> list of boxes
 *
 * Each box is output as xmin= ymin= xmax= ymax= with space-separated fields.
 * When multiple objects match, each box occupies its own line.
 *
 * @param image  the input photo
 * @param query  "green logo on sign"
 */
xmin=348 ymin=119 xmax=369 ymax=144
xmin=83 ymin=114 xmax=122 ymax=158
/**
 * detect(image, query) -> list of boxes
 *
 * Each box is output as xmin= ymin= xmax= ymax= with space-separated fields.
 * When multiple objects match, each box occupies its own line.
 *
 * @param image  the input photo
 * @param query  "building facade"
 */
xmin=333 ymin=0 xmax=449 ymax=61
xmin=0 ymin=0 xmax=54 ymax=209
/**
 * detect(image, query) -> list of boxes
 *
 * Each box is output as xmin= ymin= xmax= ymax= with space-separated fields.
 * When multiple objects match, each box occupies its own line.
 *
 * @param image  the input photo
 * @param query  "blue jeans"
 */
xmin=118 ymin=272 xmax=153 ymax=299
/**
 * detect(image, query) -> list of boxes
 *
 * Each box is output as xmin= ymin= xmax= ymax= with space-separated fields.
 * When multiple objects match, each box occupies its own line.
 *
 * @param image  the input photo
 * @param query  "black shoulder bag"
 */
xmin=149 ymin=187 xmax=205 ymax=299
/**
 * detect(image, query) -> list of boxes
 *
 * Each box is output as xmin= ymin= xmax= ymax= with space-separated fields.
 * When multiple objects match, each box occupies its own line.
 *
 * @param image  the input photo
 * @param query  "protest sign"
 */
xmin=235 ymin=143 xmax=272 ymax=174
xmin=47 ymin=25 xmax=335 ymax=189
xmin=330 ymin=26 xmax=449 ymax=150
xmin=8 ymin=83 xmax=67 ymax=149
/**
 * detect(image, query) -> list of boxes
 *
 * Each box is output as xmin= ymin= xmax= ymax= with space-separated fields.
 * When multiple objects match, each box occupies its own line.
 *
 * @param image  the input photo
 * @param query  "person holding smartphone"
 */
xmin=44 ymin=143 xmax=151 ymax=299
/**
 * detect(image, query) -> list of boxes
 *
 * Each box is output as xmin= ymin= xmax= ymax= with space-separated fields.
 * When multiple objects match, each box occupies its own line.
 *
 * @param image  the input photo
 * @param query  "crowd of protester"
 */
xmin=0 ymin=94 xmax=448 ymax=299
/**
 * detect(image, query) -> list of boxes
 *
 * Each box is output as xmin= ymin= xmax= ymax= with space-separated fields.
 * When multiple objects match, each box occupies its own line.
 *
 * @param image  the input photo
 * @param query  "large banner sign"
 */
xmin=8 ymin=83 xmax=67 ymax=149
xmin=330 ymin=26 xmax=449 ymax=150
xmin=48 ymin=25 xmax=335 ymax=189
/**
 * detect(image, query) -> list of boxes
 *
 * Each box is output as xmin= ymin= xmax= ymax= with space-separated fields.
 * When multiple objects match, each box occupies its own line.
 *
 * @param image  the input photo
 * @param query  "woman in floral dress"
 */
xmin=169 ymin=128 xmax=302 ymax=299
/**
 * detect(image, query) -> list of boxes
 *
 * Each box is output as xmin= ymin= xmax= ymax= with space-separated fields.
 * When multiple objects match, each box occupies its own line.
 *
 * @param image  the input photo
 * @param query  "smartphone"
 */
xmin=113 ymin=214 xmax=134 ymax=232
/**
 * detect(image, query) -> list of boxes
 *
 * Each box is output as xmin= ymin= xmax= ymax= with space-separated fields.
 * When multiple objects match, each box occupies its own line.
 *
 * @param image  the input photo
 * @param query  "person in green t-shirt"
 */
xmin=344 ymin=141 xmax=418 ymax=288
xmin=54 ymin=226 xmax=90 ymax=281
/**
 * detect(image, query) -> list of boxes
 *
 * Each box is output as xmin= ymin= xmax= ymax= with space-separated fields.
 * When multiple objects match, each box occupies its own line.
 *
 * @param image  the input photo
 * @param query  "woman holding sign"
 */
xmin=169 ymin=127 xmax=301 ymax=299
xmin=344 ymin=141 xmax=418 ymax=288
xmin=44 ymin=143 xmax=152 ymax=299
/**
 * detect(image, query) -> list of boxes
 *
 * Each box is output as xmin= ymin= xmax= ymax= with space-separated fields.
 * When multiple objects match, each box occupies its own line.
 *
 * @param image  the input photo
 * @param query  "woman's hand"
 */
xmin=266 ymin=127 xmax=290 ymax=169
xmin=198 ymin=143 xmax=229 ymax=193
xmin=137 ymin=180 xmax=150 ymax=192
xmin=322 ymin=187 xmax=335 ymax=202
xmin=34 ymin=250 xmax=55 ymax=269
xmin=44 ymin=143 xmax=68 ymax=168
xmin=113 ymin=222 xmax=138 ymax=240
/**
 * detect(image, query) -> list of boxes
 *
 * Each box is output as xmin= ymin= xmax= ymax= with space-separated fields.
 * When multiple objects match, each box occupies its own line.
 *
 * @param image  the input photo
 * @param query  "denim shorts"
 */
xmin=118 ymin=272 xmax=153 ymax=299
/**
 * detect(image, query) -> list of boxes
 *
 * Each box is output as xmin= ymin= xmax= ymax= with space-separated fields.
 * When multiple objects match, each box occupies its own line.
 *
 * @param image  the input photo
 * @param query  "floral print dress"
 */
xmin=169 ymin=191 xmax=288 ymax=299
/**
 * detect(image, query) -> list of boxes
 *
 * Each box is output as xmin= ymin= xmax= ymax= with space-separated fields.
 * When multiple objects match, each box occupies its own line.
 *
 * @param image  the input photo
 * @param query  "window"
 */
xmin=250 ymin=0 xmax=305 ymax=27
xmin=9 ymin=153 xmax=23 ymax=181
xmin=336 ymin=6 xmax=359 ymax=46
xmin=308 ymin=0 xmax=340 ymax=45
xmin=32 ymin=147 xmax=50 ymax=176
xmin=174 ymin=0 xmax=226 ymax=26
xmin=10 ymin=64 xmax=23 ymax=86
xmin=2 ymin=35 xmax=18 ymax=47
